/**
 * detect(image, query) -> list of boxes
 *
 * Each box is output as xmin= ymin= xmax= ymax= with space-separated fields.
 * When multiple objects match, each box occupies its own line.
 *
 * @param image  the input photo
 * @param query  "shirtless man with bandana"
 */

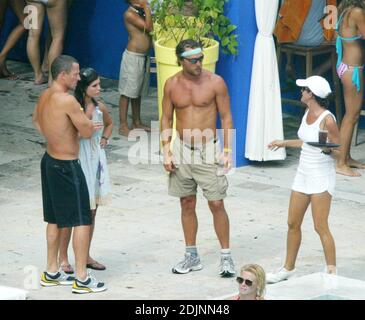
xmin=161 ymin=39 xmax=236 ymax=278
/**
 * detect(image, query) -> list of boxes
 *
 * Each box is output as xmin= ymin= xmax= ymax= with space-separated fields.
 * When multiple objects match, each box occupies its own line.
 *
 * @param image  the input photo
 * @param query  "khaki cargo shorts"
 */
xmin=118 ymin=50 xmax=150 ymax=99
xmin=168 ymin=139 xmax=228 ymax=201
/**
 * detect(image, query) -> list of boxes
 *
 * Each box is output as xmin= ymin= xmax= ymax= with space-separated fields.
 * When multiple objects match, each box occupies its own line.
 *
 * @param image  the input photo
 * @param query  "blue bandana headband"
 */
xmin=180 ymin=48 xmax=203 ymax=58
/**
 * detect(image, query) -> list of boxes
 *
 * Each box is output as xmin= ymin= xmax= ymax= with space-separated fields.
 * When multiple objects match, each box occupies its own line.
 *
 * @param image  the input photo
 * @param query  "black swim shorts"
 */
xmin=40 ymin=152 xmax=92 ymax=228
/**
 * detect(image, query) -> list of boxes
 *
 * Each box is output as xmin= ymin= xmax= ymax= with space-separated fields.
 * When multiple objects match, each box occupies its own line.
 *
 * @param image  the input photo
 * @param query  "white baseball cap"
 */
xmin=296 ymin=76 xmax=332 ymax=98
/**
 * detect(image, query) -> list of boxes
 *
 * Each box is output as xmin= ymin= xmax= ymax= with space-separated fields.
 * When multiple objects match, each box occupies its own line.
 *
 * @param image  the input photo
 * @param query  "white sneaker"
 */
xmin=266 ymin=266 xmax=296 ymax=284
xmin=172 ymin=253 xmax=203 ymax=274
xmin=40 ymin=270 xmax=75 ymax=287
xmin=218 ymin=255 xmax=236 ymax=278
xmin=72 ymin=271 xmax=107 ymax=294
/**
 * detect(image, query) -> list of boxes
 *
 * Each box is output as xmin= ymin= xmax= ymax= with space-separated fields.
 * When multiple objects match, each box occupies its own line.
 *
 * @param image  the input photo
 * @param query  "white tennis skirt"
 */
xmin=292 ymin=167 xmax=336 ymax=196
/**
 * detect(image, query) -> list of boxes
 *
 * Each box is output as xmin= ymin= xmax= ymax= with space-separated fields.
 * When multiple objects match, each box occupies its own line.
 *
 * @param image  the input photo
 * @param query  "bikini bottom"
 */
xmin=337 ymin=61 xmax=364 ymax=92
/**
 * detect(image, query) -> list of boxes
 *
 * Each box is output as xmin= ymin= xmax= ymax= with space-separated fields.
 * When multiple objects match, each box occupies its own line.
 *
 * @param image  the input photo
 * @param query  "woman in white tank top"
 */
xmin=266 ymin=76 xmax=340 ymax=284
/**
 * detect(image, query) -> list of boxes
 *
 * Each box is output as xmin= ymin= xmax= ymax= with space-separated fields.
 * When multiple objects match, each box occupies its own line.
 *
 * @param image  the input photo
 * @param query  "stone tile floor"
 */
xmin=0 ymin=61 xmax=365 ymax=299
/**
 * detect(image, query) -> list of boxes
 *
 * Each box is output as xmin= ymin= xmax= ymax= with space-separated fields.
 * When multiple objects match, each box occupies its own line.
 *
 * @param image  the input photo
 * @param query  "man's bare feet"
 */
xmin=119 ymin=126 xmax=130 ymax=137
xmin=34 ymin=73 xmax=48 ymax=85
xmin=347 ymin=158 xmax=365 ymax=169
xmin=133 ymin=123 xmax=151 ymax=132
xmin=336 ymin=164 xmax=361 ymax=177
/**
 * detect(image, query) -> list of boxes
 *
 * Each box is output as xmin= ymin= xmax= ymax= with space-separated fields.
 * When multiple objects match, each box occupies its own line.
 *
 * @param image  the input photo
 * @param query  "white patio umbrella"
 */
xmin=245 ymin=0 xmax=286 ymax=161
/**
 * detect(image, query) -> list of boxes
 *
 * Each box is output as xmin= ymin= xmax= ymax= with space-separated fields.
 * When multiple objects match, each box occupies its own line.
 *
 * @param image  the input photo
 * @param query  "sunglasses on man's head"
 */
xmin=301 ymin=86 xmax=311 ymax=93
xmin=236 ymin=276 xmax=253 ymax=287
xmin=184 ymin=56 xmax=204 ymax=64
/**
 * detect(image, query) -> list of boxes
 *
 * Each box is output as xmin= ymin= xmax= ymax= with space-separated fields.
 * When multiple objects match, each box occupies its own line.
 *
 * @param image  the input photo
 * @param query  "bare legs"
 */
xmin=26 ymin=0 xmax=68 ymax=85
xmin=0 ymin=0 xmax=26 ymax=79
xmin=337 ymin=69 xmax=365 ymax=176
xmin=41 ymin=29 xmax=51 ymax=74
xmin=46 ymin=224 xmax=89 ymax=280
xmin=72 ymin=225 xmax=90 ymax=280
xmin=45 ymin=0 xmax=67 ymax=85
xmin=311 ymin=193 xmax=336 ymax=272
xmin=208 ymin=200 xmax=230 ymax=249
xmin=86 ymin=208 xmax=105 ymax=267
xmin=283 ymin=191 xmax=336 ymax=272
xmin=119 ymin=95 xmax=151 ymax=136
xmin=119 ymin=95 xmax=130 ymax=136
xmin=26 ymin=1 xmax=46 ymax=84
xmin=180 ymin=196 xmax=230 ymax=249
xmin=284 ymin=191 xmax=310 ymax=270
xmin=58 ymin=227 xmax=72 ymax=270
xmin=59 ymin=208 xmax=103 ymax=271
xmin=131 ymin=97 xmax=151 ymax=131
xmin=46 ymin=223 xmax=61 ymax=273
xmin=180 ymin=196 xmax=198 ymax=246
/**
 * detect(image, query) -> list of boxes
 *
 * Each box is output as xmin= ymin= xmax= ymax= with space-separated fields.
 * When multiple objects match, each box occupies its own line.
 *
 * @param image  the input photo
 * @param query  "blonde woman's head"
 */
xmin=237 ymin=264 xmax=266 ymax=299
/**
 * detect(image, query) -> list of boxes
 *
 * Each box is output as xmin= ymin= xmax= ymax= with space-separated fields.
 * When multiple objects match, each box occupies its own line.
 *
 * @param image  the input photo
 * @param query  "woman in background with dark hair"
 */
xmin=335 ymin=0 xmax=365 ymax=176
xmin=267 ymin=76 xmax=340 ymax=283
xmin=58 ymin=68 xmax=113 ymax=274
xmin=0 ymin=0 xmax=26 ymax=79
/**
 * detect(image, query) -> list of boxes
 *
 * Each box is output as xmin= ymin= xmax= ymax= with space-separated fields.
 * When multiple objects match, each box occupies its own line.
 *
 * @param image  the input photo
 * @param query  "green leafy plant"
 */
xmin=150 ymin=0 xmax=238 ymax=55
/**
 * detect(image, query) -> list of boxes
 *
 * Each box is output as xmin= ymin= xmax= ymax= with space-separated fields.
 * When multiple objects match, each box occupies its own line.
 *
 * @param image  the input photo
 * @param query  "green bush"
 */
xmin=150 ymin=0 xmax=238 ymax=55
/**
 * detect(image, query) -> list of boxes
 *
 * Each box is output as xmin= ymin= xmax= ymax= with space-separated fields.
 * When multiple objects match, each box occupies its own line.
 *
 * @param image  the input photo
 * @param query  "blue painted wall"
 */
xmin=0 ymin=0 xmax=130 ymax=79
xmin=65 ymin=0 xmax=129 ymax=79
xmin=217 ymin=0 xmax=257 ymax=167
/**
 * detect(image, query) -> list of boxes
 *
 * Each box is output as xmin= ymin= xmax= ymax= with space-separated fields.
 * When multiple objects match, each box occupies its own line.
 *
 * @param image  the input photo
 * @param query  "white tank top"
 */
xmin=297 ymin=109 xmax=335 ymax=173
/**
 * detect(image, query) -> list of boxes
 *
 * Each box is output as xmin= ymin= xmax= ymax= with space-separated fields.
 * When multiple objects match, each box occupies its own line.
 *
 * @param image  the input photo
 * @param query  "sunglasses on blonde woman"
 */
xmin=236 ymin=277 xmax=253 ymax=286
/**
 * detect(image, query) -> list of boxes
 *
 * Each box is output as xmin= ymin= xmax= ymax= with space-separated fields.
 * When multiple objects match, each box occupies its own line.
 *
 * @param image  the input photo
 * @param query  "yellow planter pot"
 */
xmin=154 ymin=37 xmax=220 ymax=122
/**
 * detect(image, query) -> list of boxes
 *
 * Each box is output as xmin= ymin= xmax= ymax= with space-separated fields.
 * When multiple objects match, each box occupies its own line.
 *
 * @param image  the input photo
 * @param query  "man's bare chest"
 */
xmin=172 ymin=85 xmax=215 ymax=109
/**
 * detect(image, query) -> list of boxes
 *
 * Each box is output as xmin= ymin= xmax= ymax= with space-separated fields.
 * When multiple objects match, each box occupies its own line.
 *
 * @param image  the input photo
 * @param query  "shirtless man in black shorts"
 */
xmin=32 ymin=55 xmax=106 ymax=294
